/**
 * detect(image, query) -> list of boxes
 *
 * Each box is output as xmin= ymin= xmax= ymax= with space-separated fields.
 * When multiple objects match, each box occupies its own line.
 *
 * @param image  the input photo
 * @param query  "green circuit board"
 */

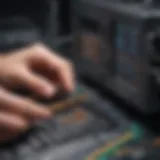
xmin=85 ymin=123 xmax=144 ymax=160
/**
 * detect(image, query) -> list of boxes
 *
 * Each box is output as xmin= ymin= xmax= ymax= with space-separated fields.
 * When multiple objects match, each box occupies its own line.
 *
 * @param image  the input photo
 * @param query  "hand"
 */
xmin=0 ymin=43 xmax=75 ymax=142
xmin=0 ymin=86 xmax=51 ymax=142
xmin=0 ymin=43 xmax=75 ymax=97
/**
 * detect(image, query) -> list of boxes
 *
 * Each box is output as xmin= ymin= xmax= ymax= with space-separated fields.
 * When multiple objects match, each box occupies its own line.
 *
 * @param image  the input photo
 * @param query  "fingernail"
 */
xmin=43 ymin=86 xmax=56 ymax=97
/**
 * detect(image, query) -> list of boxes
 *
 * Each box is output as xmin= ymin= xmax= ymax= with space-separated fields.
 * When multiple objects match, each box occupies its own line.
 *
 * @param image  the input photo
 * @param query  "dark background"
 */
xmin=0 ymin=0 xmax=71 ymax=42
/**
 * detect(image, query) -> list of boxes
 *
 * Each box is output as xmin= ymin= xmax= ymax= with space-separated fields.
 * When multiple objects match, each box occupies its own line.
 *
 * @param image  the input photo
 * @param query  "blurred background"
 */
xmin=1 ymin=1 xmax=160 ymax=160
xmin=0 ymin=0 xmax=72 ymax=51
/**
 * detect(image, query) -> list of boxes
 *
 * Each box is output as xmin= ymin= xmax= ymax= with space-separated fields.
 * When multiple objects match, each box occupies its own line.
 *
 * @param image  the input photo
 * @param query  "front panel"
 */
xmin=72 ymin=0 xmax=160 ymax=113
xmin=102 ymin=1 xmax=160 ymax=113
xmin=111 ymin=19 xmax=144 ymax=108
xmin=72 ymin=0 xmax=115 ymax=81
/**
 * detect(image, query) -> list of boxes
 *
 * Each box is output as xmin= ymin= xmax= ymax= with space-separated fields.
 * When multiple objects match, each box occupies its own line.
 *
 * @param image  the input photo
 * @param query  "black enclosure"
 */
xmin=0 ymin=0 xmax=72 ymax=50
xmin=71 ymin=0 xmax=160 ymax=114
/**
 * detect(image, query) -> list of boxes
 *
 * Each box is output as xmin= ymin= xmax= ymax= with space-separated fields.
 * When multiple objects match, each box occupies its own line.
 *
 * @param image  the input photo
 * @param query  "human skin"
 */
xmin=0 ymin=43 xmax=75 ymax=142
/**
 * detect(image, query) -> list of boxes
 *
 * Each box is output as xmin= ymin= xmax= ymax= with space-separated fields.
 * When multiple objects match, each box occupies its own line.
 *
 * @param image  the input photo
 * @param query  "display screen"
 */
xmin=115 ymin=22 xmax=140 ymax=91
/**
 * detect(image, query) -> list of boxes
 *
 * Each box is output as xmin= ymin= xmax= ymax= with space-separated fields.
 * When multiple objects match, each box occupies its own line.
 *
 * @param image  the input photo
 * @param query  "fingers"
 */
xmin=14 ymin=69 xmax=57 ymax=98
xmin=0 ymin=43 xmax=75 ymax=98
xmin=27 ymin=44 xmax=75 ymax=92
xmin=0 ymin=111 xmax=29 ymax=143
xmin=0 ymin=86 xmax=52 ymax=143
xmin=0 ymin=88 xmax=51 ymax=121
xmin=52 ymin=58 xmax=75 ymax=92
xmin=0 ymin=111 xmax=28 ymax=132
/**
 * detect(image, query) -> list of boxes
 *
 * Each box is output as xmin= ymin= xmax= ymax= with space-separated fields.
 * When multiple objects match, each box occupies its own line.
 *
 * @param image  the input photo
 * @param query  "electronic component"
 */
xmin=47 ymin=93 xmax=88 ymax=113
xmin=0 ymin=1 xmax=159 ymax=160
xmin=71 ymin=0 xmax=111 ymax=79
xmin=0 ymin=84 xmax=132 ymax=160
xmin=102 ymin=0 xmax=160 ymax=113
xmin=72 ymin=0 xmax=160 ymax=113
xmin=26 ymin=123 xmax=146 ymax=160
xmin=99 ymin=136 xmax=160 ymax=160
xmin=86 ymin=123 xmax=144 ymax=160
